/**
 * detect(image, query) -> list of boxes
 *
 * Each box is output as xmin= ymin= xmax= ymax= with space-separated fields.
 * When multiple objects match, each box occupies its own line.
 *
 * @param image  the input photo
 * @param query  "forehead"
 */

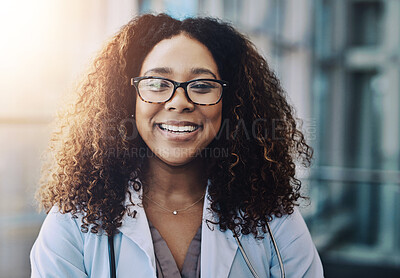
xmin=139 ymin=33 xmax=220 ymax=78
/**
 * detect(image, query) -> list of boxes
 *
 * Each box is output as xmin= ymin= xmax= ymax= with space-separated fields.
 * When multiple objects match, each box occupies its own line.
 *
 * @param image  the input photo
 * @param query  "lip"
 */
xmin=155 ymin=120 xmax=202 ymax=141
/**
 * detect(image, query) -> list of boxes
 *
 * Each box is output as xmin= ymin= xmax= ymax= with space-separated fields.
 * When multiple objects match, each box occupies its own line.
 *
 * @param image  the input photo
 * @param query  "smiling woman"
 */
xmin=30 ymin=13 xmax=323 ymax=278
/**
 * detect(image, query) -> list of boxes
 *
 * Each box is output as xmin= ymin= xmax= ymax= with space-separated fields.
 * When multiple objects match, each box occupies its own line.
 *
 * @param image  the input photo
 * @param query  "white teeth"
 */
xmin=159 ymin=124 xmax=198 ymax=133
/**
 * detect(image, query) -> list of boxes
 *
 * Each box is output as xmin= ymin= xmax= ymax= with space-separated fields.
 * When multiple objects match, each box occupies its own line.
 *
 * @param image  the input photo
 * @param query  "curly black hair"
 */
xmin=37 ymin=13 xmax=313 ymax=238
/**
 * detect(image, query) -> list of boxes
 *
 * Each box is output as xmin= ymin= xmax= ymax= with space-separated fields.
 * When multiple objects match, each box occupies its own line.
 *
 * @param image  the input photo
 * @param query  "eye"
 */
xmin=140 ymin=79 xmax=172 ymax=92
xmin=189 ymin=80 xmax=219 ymax=94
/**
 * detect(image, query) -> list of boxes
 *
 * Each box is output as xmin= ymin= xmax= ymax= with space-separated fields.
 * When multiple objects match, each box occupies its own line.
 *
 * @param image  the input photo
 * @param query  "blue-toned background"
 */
xmin=1 ymin=0 xmax=399 ymax=277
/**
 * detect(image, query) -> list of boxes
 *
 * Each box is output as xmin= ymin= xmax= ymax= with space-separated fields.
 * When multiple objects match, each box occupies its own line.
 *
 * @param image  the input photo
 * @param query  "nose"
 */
xmin=164 ymin=87 xmax=195 ymax=112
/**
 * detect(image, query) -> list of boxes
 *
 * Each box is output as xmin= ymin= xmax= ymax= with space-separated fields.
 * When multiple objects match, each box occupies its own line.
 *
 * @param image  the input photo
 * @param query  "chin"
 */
xmin=152 ymin=147 xmax=203 ymax=167
xmin=158 ymin=156 xmax=198 ymax=167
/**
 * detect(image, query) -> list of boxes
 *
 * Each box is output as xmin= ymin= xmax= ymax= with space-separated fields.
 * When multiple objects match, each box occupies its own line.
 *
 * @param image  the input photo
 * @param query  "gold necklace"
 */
xmin=143 ymin=193 xmax=205 ymax=215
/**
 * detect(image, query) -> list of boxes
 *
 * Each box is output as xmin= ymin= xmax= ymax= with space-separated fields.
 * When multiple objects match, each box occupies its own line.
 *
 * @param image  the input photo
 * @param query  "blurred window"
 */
xmin=312 ymin=0 xmax=400 ymax=276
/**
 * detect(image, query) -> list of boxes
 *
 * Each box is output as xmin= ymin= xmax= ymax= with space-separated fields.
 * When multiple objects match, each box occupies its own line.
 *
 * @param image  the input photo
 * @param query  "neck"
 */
xmin=142 ymin=155 xmax=208 ymax=203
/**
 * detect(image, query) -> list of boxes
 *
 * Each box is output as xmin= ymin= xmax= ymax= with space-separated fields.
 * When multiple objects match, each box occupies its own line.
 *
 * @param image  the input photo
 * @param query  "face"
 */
xmin=135 ymin=33 xmax=222 ymax=167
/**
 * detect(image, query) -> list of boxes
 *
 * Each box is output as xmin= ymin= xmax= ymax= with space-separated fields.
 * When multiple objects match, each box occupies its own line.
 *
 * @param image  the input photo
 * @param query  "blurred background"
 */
xmin=0 ymin=0 xmax=399 ymax=277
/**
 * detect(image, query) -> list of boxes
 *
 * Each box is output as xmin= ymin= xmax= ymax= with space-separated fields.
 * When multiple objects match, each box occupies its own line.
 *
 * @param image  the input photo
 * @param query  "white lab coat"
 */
xmin=30 ymin=185 xmax=324 ymax=278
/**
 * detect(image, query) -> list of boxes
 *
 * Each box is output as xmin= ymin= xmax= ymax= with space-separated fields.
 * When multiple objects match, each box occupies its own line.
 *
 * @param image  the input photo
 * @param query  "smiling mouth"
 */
xmin=157 ymin=123 xmax=200 ymax=133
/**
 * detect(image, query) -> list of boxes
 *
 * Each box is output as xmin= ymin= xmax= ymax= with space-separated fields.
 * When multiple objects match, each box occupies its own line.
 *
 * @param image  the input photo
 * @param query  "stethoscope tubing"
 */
xmin=266 ymin=222 xmax=285 ymax=278
xmin=234 ymin=223 xmax=285 ymax=278
xmin=233 ymin=234 xmax=261 ymax=278
xmin=108 ymin=235 xmax=116 ymax=278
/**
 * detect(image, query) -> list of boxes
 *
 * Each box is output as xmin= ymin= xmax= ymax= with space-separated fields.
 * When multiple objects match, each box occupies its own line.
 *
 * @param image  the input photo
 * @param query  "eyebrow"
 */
xmin=143 ymin=67 xmax=171 ymax=76
xmin=190 ymin=68 xmax=217 ymax=79
xmin=143 ymin=67 xmax=217 ymax=79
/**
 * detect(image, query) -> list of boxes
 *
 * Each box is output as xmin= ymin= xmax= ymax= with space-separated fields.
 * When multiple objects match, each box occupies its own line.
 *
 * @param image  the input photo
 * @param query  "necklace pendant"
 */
xmin=173 ymin=210 xmax=178 ymax=215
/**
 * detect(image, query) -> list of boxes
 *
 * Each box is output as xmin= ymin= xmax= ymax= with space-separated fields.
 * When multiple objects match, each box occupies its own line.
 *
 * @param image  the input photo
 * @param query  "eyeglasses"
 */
xmin=131 ymin=76 xmax=228 ymax=106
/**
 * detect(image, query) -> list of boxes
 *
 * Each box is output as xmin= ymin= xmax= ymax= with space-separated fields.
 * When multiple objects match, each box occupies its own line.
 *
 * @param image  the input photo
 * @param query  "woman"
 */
xmin=31 ymin=13 xmax=323 ymax=277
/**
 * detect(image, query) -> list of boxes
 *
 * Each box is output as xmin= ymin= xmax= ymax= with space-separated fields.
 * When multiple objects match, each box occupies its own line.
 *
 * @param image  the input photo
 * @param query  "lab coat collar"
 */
xmin=201 ymin=182 xmax=240 ymax=278
xmin=118 ymin=180 xmax=239 ymax=278
xmin=119 ymin=186 xmax=156 ymax=273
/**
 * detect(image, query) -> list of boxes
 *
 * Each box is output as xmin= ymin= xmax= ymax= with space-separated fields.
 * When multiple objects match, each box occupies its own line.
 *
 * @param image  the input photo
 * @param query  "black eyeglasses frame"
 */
xmin=131 ymin=76 xmax=228 ymax=106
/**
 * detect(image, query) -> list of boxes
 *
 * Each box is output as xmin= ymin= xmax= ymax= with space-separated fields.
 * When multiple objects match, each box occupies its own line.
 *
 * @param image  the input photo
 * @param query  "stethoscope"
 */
xmin=108 ymin=222 xmax=285 ymax=278
xmin=233 ymin=223 xmax=285 ymax=278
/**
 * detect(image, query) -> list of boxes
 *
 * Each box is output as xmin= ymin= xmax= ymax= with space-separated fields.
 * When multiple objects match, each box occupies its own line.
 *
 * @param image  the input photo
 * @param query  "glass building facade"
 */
xmin=0 ymin=0 xmax=399 ymax=277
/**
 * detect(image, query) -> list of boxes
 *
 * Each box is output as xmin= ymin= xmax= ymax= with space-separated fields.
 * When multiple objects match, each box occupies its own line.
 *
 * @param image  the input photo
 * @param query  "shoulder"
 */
xmin=266 ymin=207 xmax=324 ymax=277
xmin=31 ymin=206 xmax=86 ymax=256
xmin=268 ymin=206 xmax=310 ymax=241
xmin=39 ymin=206 xmax=85 ymax=241
xmin=30 ymin=207 xmax=88 ymax=277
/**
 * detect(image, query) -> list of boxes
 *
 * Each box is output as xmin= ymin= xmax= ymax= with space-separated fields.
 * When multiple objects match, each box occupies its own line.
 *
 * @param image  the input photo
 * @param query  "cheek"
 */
xmin=204 ymin=105 xmax=222 ymax=136
xmin=135 ymin=102 xmax=143 ymax=129
xmin=135 ymin=101 xmax=154 ymax=136
xmin=213 ymin=113 xmax=222 ymax=134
